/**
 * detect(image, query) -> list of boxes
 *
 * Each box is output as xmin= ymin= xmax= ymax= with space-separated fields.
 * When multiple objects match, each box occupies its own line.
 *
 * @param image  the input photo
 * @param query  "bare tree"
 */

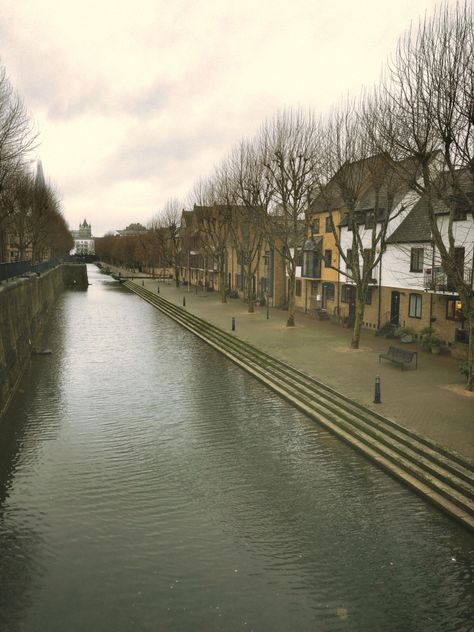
xmin=260 ymin=109 xmax=320 ymax=326
xmin=154 ymin=198 xmax=183 ymax=286
xmin=225 ymin=141 xmax=273 ymax=312
xmin=188 ymin=177 xmax=232 ymax=303
xmin=0 ymin=65 xmax=37 ymax=249
xmin=376 ymin=1 xmax=474 ymax=388
xmin=317 ymin=99 xmax=412 ymax=348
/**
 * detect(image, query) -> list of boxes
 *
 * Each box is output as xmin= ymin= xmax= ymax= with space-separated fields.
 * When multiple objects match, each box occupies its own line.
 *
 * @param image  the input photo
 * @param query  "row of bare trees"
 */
xmin=0 ymin=64 xmax=72 ymax=263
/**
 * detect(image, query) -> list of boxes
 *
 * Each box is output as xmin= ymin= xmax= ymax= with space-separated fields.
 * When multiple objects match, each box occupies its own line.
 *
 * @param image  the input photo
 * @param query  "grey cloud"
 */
xmin=0 ymin=21 xmax=171 ymax=121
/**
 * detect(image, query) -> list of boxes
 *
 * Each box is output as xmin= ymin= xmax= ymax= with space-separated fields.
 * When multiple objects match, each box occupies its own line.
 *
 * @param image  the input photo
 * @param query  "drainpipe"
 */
xmin=337 ymin=266 xmax=340 ymax=319
xmin=377 ymin=249 xmax=383 ymax=329
xmin=429 ymin=241 xmax=435 ymax=326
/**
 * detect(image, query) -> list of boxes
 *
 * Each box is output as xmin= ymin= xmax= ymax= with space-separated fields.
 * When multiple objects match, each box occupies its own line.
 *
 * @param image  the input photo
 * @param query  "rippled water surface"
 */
xmin=0 ymin=265 xmax=473 ymax=632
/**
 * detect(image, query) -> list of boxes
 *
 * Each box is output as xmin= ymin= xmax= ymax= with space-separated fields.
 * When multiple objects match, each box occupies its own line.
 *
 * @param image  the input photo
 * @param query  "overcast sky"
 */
xmin=1 ymin=0 xmax=439 ymax=236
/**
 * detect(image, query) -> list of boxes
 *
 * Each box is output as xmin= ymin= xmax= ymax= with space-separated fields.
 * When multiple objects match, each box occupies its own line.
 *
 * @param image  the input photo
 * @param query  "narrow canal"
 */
xmin=0 ymin=265 xmax=472 ymax=632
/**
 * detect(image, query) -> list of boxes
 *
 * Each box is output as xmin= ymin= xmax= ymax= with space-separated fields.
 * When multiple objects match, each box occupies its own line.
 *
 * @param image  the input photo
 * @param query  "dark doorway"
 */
xmin=342 ymin=285 xmax=357 ymax=327
xmin=390 ymin=291 xmax=400 ymax=325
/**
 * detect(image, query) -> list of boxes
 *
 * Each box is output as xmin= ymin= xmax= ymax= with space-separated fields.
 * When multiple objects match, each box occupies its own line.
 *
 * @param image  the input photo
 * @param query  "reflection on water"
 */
xmin=0 ymin=265 xmax=473 ymax=632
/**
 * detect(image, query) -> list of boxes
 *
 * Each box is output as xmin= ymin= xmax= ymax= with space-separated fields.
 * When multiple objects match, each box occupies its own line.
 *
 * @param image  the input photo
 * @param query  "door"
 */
xmin=390 ymin=291 xmax=400 ymax=326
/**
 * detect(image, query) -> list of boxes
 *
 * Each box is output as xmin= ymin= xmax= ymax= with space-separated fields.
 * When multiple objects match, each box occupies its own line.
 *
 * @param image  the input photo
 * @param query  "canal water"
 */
xmin=0 ymin=265 xmax=472 ymax=632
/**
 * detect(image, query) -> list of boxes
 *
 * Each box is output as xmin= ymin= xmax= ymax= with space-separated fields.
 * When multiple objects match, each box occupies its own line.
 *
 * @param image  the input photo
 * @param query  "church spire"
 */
xmin=35 ymin=160 xmax=45 ymax=187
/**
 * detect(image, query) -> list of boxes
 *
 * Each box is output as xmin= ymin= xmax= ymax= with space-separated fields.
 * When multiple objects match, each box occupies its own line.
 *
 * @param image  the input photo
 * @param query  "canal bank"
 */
xmin=0 ymin=263 xmax=88 ymax=418
xmin=120 ymin=275 xmax=474 ymax=531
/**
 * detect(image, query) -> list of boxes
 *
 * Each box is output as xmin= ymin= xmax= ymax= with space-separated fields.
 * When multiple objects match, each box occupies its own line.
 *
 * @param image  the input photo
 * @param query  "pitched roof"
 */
xmin=385 ymin=197 xmax=432 ymax=244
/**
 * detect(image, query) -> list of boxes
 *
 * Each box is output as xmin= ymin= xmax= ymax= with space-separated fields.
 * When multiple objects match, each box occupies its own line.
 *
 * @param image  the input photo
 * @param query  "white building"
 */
xmin=71 ymin=219 xmax=95 ymax=255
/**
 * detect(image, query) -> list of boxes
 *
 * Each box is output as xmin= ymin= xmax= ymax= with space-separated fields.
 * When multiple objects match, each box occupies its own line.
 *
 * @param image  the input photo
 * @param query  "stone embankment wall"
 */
xmin=0 ymin=264 xmax=87 ymax=417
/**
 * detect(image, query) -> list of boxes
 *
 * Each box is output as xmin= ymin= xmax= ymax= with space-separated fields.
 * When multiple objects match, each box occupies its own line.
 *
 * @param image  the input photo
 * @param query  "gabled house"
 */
xmin=385 ymin=178 xmax=473 ymax=345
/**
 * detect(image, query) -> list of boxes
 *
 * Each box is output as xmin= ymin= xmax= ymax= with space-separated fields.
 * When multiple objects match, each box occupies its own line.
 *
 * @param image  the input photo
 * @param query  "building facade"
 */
xmin=71 ymin=219 xmax=95 ymax=255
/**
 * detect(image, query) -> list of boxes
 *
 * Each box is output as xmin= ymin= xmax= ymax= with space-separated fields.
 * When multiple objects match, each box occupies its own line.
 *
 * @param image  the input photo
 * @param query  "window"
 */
xmin=295 ymin=280 xmax=302 ymax=297
xmin=341 ymin=285 xmax=353 ymax=303
xmin=311 ymin=218 xmax=320 ymax=235
xmin=365 ymin=287 xmax=372 ymax=305
xmin=410 ymin=248 xmax=424 ymax=272
xmin=325 ymin=216 xmax=332 ymax=233
xmin=446 ymin=298 xmax=464 ymax=321
xmin=408 ymin=293 xmax=422 ymax=318
xmin=346 ymin=249 xmax=353 ymax=266
xmin=303 ymin=250 xmax=321 ymax=278
xmin=365 ymin=211 xmax=375 ymax=229
xmin=324 ymin=249 xmax=332 ymax=267
xmin=311 ymin=281 xmax=318 ymax=296
xmin=454 ymin=247 xmax=465 ymax=272
xmin=453 ymin=198 xmax=468 ymax=221
xmin=295 ymin=252 xmax=303 ymax=267
xmin=323 ymin=282 xmax=335 ymax=301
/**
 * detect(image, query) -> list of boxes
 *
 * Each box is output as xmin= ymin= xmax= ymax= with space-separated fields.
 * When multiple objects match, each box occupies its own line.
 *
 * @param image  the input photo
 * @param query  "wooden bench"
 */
xmin=379 ymin=346 xmax=418 ymax=370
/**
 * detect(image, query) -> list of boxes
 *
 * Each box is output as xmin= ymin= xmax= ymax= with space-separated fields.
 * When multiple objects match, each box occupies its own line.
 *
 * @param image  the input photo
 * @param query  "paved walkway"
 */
xmin=111 ymin=268 xmax=474 ymax=461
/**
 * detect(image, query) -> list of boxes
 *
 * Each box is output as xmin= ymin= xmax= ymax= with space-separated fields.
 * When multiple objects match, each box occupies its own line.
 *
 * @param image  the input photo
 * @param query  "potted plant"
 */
xmin=394 ymin=325 xmax=413 ymax=343
xmin=421 ymin=327 xmax=442 ymax=354
xmin=429 ymin=335 xmax=442 ymax=354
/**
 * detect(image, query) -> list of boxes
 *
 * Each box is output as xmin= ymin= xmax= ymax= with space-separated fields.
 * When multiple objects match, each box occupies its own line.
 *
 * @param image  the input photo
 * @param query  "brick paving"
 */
xmin=111 ymin=268 xmax=474 ymax=461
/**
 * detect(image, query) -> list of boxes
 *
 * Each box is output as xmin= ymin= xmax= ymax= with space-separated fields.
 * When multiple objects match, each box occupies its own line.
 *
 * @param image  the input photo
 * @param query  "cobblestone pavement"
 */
xmin=110 ymin=269 xmax=474 ymax=461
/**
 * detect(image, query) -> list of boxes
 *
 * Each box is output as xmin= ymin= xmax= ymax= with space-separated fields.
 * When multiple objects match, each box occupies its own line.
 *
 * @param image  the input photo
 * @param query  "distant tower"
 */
xmin=35 ymin=160 xmax=45 ymax=187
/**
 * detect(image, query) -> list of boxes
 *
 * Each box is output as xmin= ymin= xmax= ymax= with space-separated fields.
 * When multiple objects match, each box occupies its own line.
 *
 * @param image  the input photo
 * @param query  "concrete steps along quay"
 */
xmin=124 ymin=281 xmax=474 ymax=532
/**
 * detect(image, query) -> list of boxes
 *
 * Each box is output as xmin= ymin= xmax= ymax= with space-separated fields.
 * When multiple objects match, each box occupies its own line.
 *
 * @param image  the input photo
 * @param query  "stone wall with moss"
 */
xmin=0 ymin=264 xmax=87 ymax=417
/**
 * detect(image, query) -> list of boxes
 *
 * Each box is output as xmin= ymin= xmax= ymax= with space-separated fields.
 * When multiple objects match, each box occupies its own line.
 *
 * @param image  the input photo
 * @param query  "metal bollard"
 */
xmin=266 ymin=302 xmax=269 ymax=320
xmin=183 ymin=296 xmax=186 ymax=307
xmin=157 ymin=285 xmax=160 ymax=294
xmin=232 ymin=317 xmax=236 ymax=331
xmin=374 ymin=376 xmax=381 ymax=404
xmin=142 ymin=280 xmax=144 ymax=286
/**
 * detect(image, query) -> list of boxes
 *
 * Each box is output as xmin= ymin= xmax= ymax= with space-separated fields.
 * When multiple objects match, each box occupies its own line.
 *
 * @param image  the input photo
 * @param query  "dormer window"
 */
xmin=311 ymin=218 xmax=320 ymax=235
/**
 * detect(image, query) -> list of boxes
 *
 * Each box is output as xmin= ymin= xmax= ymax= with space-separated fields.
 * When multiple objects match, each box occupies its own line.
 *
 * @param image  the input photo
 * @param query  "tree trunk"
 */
xmin=247 ymin=270 xmax=255 ymax=313
xmin=466 ymin=305 xmax=474 ymax=391
xmin=220 ymin=267 xmax=227 ymax=303
xmin=350 ymin=293 xmax=365 ymax=349
xmin=287 ymin=271 xmax=296 ymax=327
xmin=174 ymin=265 xmax=180 ymax=287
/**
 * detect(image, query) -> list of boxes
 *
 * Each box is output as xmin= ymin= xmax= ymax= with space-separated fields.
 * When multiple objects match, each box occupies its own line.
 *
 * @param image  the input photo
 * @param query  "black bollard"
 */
xmin=266 ymin=302 xmax=269 ymax=320
xmin=183 ymin=296 xmax=186 ymax=307
xmin=232 ymin=317 xmax=236 ymax=331
xmin=374 ymin=376 xmax=381 ymax=404
xmin=157 ymin=285 xmax=160 ymax=294
xmin=142 ymin=280 xmax=144 ymax=286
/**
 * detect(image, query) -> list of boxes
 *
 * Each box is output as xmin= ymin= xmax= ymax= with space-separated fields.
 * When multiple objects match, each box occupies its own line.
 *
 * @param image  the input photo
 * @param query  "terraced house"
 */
xmin=299 ymin=203 xmax=341 ymax=317
xmin=179 ymin=204 xmax=285 ymax=306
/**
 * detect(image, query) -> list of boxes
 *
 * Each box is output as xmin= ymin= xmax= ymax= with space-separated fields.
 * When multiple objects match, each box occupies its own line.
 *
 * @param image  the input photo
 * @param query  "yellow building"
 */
xmin=299 ymin=206 xmax=342 ymax=317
